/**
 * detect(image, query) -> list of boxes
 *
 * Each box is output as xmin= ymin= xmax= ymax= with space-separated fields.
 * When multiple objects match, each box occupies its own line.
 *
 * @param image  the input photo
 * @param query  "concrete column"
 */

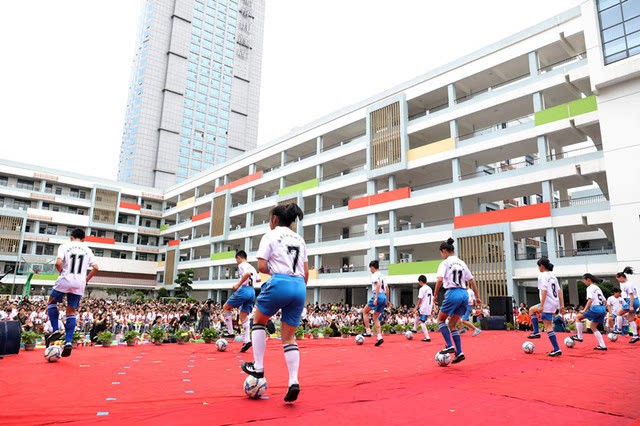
xmin=314 ymin=287 xmax=320 ymax=304
xmin=391 ymin=287 xmax=400 ymax=307
xmin=315 ymin=194 xmax=322 ymax=213
xmin=280 ymin=176 xmax=286 ymax=189
xmin=316 ymin=164 xmax=322 ymax=180
xmin=546 ymin=228 xmax=558 ymax=261
xmin=367 ymin=287 xmax=373 ymax=301
xmin=315 ymin=223 xmax=321 ymax=243
xmin=447 ymin=83 xmax=457 ymax=107
xmin=216 ymin=290 xmax=222 ymax=304
xmin=388 ymin=175 xmax=396 ymax=233
xmin=314 ymin=254 xmax=321 ymax=270
xmin=389 ymin=243 xmax=397 ymax=264
xmin=208 ymin=289 xmax=214 ymax=299
xmin=316 ymin=136 xmax=322 ymax=154
xmin=244 ymin=236 xmax=252 ymax=251
xmin=541 ymin=181 xmax=553 ymax=203
xmin=528 ymin=50 xmax=539 ymax=77
xmin=209 ymin=266 xmax=214 ymax=281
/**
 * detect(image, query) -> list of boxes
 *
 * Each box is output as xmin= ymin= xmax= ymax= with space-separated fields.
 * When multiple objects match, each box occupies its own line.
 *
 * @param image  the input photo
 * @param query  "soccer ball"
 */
xmin=355 ymin=334 xmax=365 ymax=345
xmin=44 ymin=345 xmax=62 ymax=362
xmin=522 ymin=341 xmax=535 ymax=354
xmin=405 ymin=331 xmax=414 ymax=340
xmin=564 ymin=337 xmax=575 ymax=348
xmin=608 ymin=333 xmax=618 ymax=342
xmin=216 ymin=338 xmax=228 ymax=351
xmin=244 ymin=375 xmax=267 ymax=399
xmin=435 ymin=352 xmax=452 ymax=367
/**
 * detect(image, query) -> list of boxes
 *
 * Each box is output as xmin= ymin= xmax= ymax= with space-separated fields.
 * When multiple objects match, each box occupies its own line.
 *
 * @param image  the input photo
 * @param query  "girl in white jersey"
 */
xmin=527 ymin=257 xmax=564 ymax=357
xmin=615 ymin=267 xmax=639 ymax=343
xmin=414 ymin=275 xmax=433 ymax=342
xmin=242 ymin=204 xmax=308 ymax=403
xmin=363 ymin=260 xmax=389 ymax=346
xmin=606 ymin=288 xmax=625 ymax=334
xmin=433 ymin=238 xmax=480 ymax=364
xmin=571 ymin=273 xmax=608 ymax=350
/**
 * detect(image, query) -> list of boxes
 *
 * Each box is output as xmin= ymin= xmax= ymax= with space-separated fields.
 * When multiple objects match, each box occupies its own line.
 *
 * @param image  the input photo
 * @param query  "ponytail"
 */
xmin=439 ymin=238 xmax=455 ymax=253
xmin=623 ymin=266 xmax=634 ymax=275
xmin=270 ymin=203 xmax=303 ymax=227
xmin=583 ymin=273 xmax=603 ymax=284
xmin=537 ymin=257 xmax=554 ymax=271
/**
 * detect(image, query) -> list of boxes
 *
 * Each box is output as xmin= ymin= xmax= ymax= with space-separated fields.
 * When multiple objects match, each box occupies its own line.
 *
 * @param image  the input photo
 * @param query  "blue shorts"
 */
xmin=50 ymin=289 xmax=81 ymax=310
xmin=367 ymin=293 xmax=387 ymax=314
xmin=225 ymin=285 xmax=255 ymax=314
xmin=583 ymin=305 xmax=606 ymax=324
xmin=462 ymin=305 xmax=473 ymax=321
xmin=419 ymin=314 xmax=429 ymax=322
xmin=441 ymin=288 xmax=469 ymax=316
xmin=256 ymin=274 xmax=306 ymax=327
xmin=623 ymin=298 xmax=639 ymax=312
xmin=541 ymin=312 xmax=554 ymax=321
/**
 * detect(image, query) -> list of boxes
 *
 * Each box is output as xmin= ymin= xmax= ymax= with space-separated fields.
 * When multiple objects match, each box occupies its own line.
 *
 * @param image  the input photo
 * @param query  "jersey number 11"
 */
xmin=69 ymin=254 xmax=84 ymax=275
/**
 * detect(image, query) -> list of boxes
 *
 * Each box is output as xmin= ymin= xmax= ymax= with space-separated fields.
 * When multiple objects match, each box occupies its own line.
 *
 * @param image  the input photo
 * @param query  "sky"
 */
xmin=0 ymin=0 xmax=581 ymax=181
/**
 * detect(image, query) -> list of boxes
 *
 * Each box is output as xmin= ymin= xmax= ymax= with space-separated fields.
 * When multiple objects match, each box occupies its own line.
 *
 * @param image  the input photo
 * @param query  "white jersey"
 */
xmin=538 ymin=271 xmax=560 ymax=313
xmin=437 ymin=256 xmax=473 ymax=290
xmin=370 ymin=271 xmax=388 ymax=294
xmin=587 ymin=285 xmax=605 ymax=306
xmin=54 ymin=241 xmax=97 ymax=296
xmin=621 ymin=281 xmax=638 ymax=300
xmin=607 ymin=295 xmax=625 ymax=313
xmin=257 ymin=226 xmax=307 ymax=278
xmin=418 ymin=285 xmax=433 ymax=315
xmin=467 ymin=288 xmax=476 ymax=306
xmin=238 ymin=261 xmax=260 ymax=287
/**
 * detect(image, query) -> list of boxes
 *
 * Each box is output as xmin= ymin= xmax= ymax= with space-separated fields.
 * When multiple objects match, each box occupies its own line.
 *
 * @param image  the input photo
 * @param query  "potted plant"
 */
xmin=150 ymin=327 xmax=165 ymax=345
xmin=123 ymin=331 xmax=139 ymax=347
xmin=354 ymin=324 xmax=366 ymax=335
xmin=339 ymin=325 xmax=351 ymax=338
xmin=97 ymin=331 xmax=114 ymax=347
xmin=381 ymin=324 xmax=392 ymax=336
xmin=310 ymin=328 xmax=319 ymax=339
xmin=295 ymin=326 xmax=305 ymax=340
xmin=506 ymin=322 xmax=514 ymax=331
xmin=321 ymin=326 xmax=333 ymax=338
xmin=176 ymin=330 xmax=190 ymax=344
xmin=396 ymin=324 xmax=406 ymax=334
xmin=21 ymin=331 xmax=40 ymax=351
xmin=71 ymin=331 xmax=83 ymax=348
xmin=428 ymin=323 xmax=439 ymax=333
xmin=202 ymin=328 xmax=218 ymax=344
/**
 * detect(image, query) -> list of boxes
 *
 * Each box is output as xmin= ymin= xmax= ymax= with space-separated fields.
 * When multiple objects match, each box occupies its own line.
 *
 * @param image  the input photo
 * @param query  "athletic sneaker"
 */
xmin=459 ymin=329 xmax=467 ymax=334
xmin=569 ymin=335 xmax=583 ymax=342
xmin=240 ymin=362 xmax=264 ymax=379
xmin=613 ymin=330 xmax=623 ymax=335
xmin=594 ymin=346 xmax=607 ymax=351
xmin=374 ymin=338 xmax=384 ymax=347
xmin=240 ymin=342 xmax=252 ymax=353
xmin=363 ymin=333 xmax=372 ymax=337
xmin=221 ymin=332 xmax=235 ymax=339
xmin=284 ymin=383 xmax=300 ymax=402
xmin=527 ymin=333 xmax=541 ymax=339
xmin=451 ymin=353 xmax=465 ymax=364
xmin=61 ymin=342 xmax=72 ymax=357
xmin=438 ymin=346 xmax=455 ymax=355
xmin=630 ymin=337 xmax=639 ymax=344
xmin=45 ymin=331 xmax=62 ymax=348
xmin=472 ymin=329 xmax=482 ymax=337
xmin=547 ymin=349 xmax=562 ymax=357
xmin=411 ymin=329 xmax=418 ymax=334
xmin=421 ymin=338 xmax=431 ymax=342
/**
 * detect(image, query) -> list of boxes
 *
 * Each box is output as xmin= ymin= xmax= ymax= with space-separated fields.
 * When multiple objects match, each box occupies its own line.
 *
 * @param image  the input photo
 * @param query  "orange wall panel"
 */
xmin=192 ymin=211 xmax=211 ymax=222
xmin=168 ymin=239 xmax=180 ymax=247
xmin=216 ymin=171 xmax=263 ymax=193
xmin=348 ymin=196 xmax=370 ymax=210
xmin=369 ymin=187 xmax=410 ymax=206
xmin=119 ymin=202 xmax=141 ymax=211
xmin=454 ymin=203 xmax=551 ymax=229
xmin=85 ymin=236 xmax=116 ymax=245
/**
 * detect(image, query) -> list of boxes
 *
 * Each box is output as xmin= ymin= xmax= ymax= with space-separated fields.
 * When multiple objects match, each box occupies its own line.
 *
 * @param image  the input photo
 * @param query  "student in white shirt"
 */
xmin=414 ymin=275 xmax=433 ymax=342
xmin=607 ymin=288 xmax=625 ymax=334
xmin=571 ymin=273 xmax=608 ymax=350
xmin=615 ymin=267 xmax=639 ymax=343
xmin=527 ymin=257 xmax=564 ymax=357
xmin=460 ymin=287 xmax=482 ymax=337
xmin=363 ymin=260 xmax=389 ymax=346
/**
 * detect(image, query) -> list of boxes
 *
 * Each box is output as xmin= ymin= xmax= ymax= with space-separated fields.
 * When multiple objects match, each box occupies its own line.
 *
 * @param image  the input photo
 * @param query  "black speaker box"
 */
xmin=480 ymin=316 xmax=507 ymax=330
xmin=0 ymin=321 xmax=21 ymax=356
xmin=489 ymin=296 xmax=514 ymax=324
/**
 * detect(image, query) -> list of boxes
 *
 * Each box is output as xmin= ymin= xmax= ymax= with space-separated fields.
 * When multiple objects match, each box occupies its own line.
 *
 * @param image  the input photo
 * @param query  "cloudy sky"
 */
xmin=0 ymin=0 xmax=581 ymax=180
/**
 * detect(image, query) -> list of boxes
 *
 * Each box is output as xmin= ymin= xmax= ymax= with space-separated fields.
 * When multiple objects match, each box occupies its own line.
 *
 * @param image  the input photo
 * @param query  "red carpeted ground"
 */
xmin=1 ymin=331 xmax=639 ymax=425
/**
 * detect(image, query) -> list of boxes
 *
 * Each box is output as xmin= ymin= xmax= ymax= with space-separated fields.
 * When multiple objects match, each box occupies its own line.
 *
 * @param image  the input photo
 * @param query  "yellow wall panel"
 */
xmin=407 ymin=137 xmax=455 ymax=162
xmin=177 ymin=196 xmax=195 ymax=208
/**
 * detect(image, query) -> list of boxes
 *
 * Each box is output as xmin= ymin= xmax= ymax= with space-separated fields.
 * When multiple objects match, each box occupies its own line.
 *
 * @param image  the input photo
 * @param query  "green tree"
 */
xmin=157 ymin=288 xmax=169 ymax=299
xmin=106 ymin=287 xmax=135 ymax=300
xmin=563 ymin=280 xmax=614 ymax=306
xmin=174 ymin=269 xmax=194 ymax=298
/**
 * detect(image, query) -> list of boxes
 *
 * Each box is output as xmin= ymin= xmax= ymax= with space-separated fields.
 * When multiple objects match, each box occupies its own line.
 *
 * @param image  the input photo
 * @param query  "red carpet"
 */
xmin=1 ymin=331 xmax=638 ymax=425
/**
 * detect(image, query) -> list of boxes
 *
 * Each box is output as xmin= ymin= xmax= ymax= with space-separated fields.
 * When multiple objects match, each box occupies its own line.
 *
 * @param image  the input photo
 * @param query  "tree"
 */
xmin=563 ymin=280 xmax=614 ymax=307
xmin=157 ymin=288 xmax=169 ymax=299
xmin=174 ymin=269 xmax=194 ymax=298
xmin=106 ymin=287 xmax=135 ymax=300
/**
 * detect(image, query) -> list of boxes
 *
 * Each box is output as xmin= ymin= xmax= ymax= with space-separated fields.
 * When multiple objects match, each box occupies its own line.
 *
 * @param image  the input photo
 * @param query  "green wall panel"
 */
xmin=568 ymin=95 xmax=597 ymax=117
xmin=36 ymin=274 xmax=59 ymax=281
xmin=279 ymin=178 xmax=318 ymax=197
xmin=388 ymin=260 xmax=441 ymax=276
xmin=210 ymin=251 xmax=236 ymax=261
xmin=159 ymin=224 xmax=168 ymax=231
xmin=534 ymin=103 xmax=569 ymax=126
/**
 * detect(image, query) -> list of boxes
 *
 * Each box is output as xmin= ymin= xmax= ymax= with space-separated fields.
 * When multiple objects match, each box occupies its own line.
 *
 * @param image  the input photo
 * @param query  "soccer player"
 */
xmin=527 ymin=257 xmax=564 ymax=356
xmin=415 ymin=275 xmax=433 ymax=342
xmin=222 ymin=250 xmax=260 ymax=353
xmin=46 ymin=228 xmax=98 ymax=357
xmin=607 ymin=288 xmax=625 ymax=334
xmin=363 ymin=260 xmax=389 ymax=346
xmin=615 ymin=267 xmax=639 ymax=343
xmin=571 ymin=273 xmax=608 ymax=350
xmin=433 ymin=238 xmax=480 ymax=364
xmin=460 ymin=286 xmax=482 ymax=337
xmin=241 ymin=204 xmax=308 ymax=402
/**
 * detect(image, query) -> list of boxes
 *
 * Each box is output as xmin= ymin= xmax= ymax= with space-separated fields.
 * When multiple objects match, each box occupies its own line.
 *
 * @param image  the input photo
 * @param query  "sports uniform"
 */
xmin=368 ymin=271 xmax=388 ymax=314
xmin=607 ymin=295 xmax=625 ymax=332
xmin=226 ymin=262 xmax=260 ymax=314
xmin=537 ymin=271 xmax=561 ymax=321
xmin=418 ymin=284 xmax=433 ymax=321
xmin=583 ymin=285 xmax=606 ymax=324
xmin=621 ymin=281 xmax=639 ymax=312
xmin=462 ymin=288 xmax=475 ymax=321
xmin=437 ymin=255 xmax=472 ymax=316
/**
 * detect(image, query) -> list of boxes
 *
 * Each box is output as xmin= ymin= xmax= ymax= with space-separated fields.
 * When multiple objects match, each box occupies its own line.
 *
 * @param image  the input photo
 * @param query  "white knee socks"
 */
xmin=576 ymin=321 xmax=583 ymax=339
xmin=420 ymin=322 xmax=429 ymax=338
xmin=251 ymin=324 xmax=266 ymax=371
xmin=224 ymin=313 xmax=233 ymax=334
xmin=594 ymin=330 xmax=606 ymax=347
xmin=242 ymin=320 xmax=250 ymax=342
xmin=283 ymin=343 xmax=299 ymax=386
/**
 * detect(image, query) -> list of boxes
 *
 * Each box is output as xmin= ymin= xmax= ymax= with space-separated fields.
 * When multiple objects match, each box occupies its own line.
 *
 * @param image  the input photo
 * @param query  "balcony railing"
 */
xmin=460 ymin=157 xmax=538 ymax=180
xmin=556 ymin=246 xmax=615 ymax=258
xmin=552 ymin=194 xmax=608 ymax=209
xmin=319 ymin=164 xmax=366 ymax=182
xmin=321 ymin=133 xmax=366 ymax=153
xmin=408 ymin=102 xmax=448 ymax=121
xmin=457 ymin=113 xmax=534 ymax=142
xmin=547 ymin=144 xmax=602 ymax=162
xmin=538 ymin=52 xmax=587 ymax=74
xmin=409 ymin=177 xmax=453 ymax=192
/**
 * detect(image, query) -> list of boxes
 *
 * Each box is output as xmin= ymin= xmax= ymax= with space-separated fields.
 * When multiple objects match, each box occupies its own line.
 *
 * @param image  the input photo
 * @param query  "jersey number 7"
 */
xmin=287 ymin=246 xmax=300 ymax=273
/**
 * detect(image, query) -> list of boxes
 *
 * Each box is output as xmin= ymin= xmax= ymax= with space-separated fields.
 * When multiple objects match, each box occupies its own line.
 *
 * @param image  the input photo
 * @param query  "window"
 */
xmin=45 ymin=183 xmax=52 ymax=193
xmin=598 ymin=0 xmax=640 ymax=64
xmin=145 ymin=219 xmax=151 ymax=227
xmin=178 ymin=166 xmax=188 ymax=176
xmin=16 ymin=179 xmax=34 ymax=190
xmin=94 ymin=249 xmax=104 ymax=257
xmin=111 ymin=250 xmax=121 ymax=259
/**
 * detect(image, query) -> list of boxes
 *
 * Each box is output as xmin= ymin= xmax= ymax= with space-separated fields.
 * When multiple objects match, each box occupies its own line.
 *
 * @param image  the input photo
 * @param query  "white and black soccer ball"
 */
xmin=405 ymin=331 xmax=414 ymax=340
xmin=216 ymin=338 xmax=228 ymax=351
xmin=607 ymin=333 xmax=618 ymax=342
xmin=44 ymin=345 xmax=62 ymax=362
xmin=435 ymin=352 xmax=452 ymax=367
xmin=355 ymin=334 xmax=365 ymax=345
xmin=244 ymin=375 xmax=267 ymax=399
xmin=522 ymin=341 xmax=535 ymax=354
xmin=564 ymin=337 xmax=575 ymax=348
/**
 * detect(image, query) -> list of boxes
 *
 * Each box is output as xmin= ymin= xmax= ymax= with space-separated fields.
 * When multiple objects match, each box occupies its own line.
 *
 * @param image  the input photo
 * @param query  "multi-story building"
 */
xmin=3 ymin=1 xmax=639 ymax=307
xmin=118 ymin=0 xmax=265 ymax=189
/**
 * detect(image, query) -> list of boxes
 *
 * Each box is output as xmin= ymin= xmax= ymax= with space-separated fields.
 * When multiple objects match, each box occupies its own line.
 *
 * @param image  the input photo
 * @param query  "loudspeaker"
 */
xmin=489 ymin=296 xmax=513 ymax=324
xmin=480 ymin=316 xmax=507 ymax=330
xmin=0 ymin=321 xmax=21 ymax=356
